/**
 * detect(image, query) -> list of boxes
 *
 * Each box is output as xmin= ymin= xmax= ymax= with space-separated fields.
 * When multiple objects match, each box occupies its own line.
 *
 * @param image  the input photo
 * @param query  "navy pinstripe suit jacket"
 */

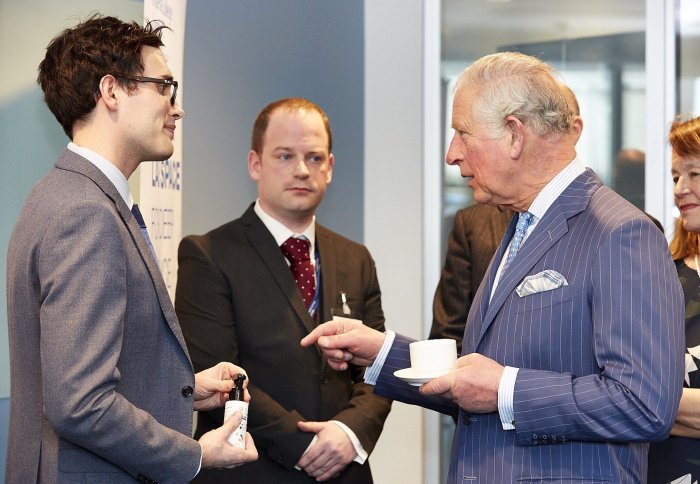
xmin=375 ymin=170 xmax=685 ymax=483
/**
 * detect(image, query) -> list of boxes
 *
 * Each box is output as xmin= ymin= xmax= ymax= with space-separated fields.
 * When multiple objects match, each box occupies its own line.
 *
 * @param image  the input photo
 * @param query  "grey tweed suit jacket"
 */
xmin=374 ymin=169 xmax=685 ymax=483
xmin=6 ymin=150 xmax=200 ymax=483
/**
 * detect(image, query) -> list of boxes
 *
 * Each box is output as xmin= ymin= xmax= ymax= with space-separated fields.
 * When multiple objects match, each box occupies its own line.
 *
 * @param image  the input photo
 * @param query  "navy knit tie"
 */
xmin=131 ymin=204 xmax=158 ymax=260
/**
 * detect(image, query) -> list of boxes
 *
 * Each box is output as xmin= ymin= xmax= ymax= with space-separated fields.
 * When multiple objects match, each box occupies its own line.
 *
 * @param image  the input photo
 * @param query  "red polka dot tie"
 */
xmin=280 ymin=237 xmax=316 ymax=309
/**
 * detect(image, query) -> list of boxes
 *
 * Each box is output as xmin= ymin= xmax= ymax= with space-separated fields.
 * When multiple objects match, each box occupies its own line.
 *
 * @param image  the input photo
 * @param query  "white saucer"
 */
xmin=393 ymin=367 xmax=450 ymax=386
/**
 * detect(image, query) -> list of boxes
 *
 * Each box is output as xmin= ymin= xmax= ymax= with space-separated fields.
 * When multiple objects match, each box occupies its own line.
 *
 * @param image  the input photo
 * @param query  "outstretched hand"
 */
xmin=300 ymin=317 xmax=385 ymax=371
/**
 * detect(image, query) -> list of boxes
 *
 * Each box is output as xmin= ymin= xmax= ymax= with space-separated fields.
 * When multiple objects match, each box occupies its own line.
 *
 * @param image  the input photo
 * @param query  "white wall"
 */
xmin=181 ymin=0 xmax=366 ymax=241
xmin=365 ymin=1 xmax=429 ymax=483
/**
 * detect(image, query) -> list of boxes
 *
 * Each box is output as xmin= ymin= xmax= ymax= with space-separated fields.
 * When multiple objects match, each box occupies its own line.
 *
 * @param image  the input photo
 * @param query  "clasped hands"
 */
xmin=301 ymin=318 xmax=504 ymax=413
xmin=195 ymin=362 xmax=259 ymax=469
xmin=296 ymin=420 xmax=357 ymax=482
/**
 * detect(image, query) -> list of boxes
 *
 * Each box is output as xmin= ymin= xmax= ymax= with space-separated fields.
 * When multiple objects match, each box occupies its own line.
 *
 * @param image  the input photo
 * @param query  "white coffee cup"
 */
xmin=408 ymin=339 xmax=457 ymax=376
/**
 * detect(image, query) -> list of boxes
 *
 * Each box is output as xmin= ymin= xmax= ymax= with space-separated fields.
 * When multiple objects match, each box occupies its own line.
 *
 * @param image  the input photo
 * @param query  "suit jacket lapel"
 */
xmin=241 ymin=206 xmax=318 ymax=336
xmin=55 ymin=150 xmax=192 ymax=360
xmin=476 ymin=170 xmax=602 ymax=345
xmin=316 ymin=225 xmax=337 ymax=326
xmin=468 ymin=213 xmax=516 ymax=352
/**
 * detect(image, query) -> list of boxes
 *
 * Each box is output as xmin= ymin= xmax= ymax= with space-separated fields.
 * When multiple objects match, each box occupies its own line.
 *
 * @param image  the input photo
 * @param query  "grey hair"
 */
xmin=456 ymin=52 xmax=573 ymax=138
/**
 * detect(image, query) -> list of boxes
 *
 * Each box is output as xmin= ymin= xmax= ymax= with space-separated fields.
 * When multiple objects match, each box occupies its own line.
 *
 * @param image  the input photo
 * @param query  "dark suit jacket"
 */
xmin=373 ymin=170 xmax=685 ymax=483
xmin=6 ymin=150 xmax=200 ymax=483
xmin=175 ymin=204 xmax=391 ymax=483
xmin=430 ymin=204 xmax=513 ymax=352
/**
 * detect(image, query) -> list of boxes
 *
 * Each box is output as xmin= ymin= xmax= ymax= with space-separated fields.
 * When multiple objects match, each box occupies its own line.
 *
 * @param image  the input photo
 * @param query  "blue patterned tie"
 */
xmin=131 ymin=204 xmax=158 ymax=260
xmin=504 ymin=211 xmax=534 ymax=272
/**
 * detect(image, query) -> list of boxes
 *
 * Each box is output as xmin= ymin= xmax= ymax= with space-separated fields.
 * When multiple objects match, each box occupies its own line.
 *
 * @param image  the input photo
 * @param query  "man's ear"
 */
xmin=98 ymin=75 xmax=120 ymax=111
xmin=247 ymin=150 xmax=261 ymax=181
xmin=326 ymin=153 xmax=334 ymax=184
xmin=504 ymin=115 xmax=525 ymax=159
xmin=571 ymin=116 xmax=584 ymax=144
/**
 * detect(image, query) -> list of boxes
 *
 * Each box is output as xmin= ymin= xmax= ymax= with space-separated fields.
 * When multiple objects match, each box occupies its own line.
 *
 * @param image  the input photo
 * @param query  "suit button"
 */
xmin=321 ymin=377 xmax=329 ymax=384
xmin=181 ymin=385 xmax=193 ymax=397
xmin=462 ymin=414 xmax=472 ymax=425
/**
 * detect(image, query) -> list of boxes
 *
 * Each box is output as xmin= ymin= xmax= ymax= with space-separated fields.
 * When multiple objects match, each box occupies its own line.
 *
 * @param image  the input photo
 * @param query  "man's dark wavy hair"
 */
xmin=38 ymin=14 xmax=168 ymax=139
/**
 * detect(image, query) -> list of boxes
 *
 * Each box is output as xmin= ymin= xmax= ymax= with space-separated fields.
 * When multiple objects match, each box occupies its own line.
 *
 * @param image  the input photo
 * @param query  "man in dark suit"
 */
xmin=175 ymin=98 xmax=391 ymax=483
xmin=5 ymin=16 xmax=258 ymax=483
xmin=303 ymin=52 xmax=684 ymax=483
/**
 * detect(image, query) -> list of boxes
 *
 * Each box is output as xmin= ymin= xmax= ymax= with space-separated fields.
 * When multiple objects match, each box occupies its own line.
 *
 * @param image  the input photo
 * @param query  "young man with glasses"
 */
xmin=5 ymin=15 xmax=257 ymax=483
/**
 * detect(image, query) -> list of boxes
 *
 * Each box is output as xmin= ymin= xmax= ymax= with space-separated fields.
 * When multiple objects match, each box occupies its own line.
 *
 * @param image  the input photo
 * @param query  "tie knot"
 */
xmin=516 ymin=211 xmax=534 ymax=233
xmin=281 ymin=237 xmax=311 ymax=262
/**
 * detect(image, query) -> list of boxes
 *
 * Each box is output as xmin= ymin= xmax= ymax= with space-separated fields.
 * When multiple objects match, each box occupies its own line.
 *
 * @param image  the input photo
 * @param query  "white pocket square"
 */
xmin=516 ymin=270 xmax=568 ymax=297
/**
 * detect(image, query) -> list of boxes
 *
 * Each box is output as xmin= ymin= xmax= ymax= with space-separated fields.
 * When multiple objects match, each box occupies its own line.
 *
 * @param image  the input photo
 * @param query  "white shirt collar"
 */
xmin=67 ymin=142 xmax=134 ymax=209
xmin=526 ymin=156 xmax=586 ymax=221
xmin=253 ymin=199 xmax=316 ymax=251
xmin=490 ymin=156 xmax=587 ymax=299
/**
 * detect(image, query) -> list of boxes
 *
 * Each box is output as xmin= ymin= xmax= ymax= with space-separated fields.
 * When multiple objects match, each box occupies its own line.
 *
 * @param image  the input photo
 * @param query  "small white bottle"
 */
xmin=223 ymin=373 xmax=248 ymax=448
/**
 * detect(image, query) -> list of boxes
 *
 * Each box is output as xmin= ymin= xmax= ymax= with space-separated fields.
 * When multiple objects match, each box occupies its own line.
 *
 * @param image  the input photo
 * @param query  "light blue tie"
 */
xmin=504 ymin=211 xmax=534 ymax=272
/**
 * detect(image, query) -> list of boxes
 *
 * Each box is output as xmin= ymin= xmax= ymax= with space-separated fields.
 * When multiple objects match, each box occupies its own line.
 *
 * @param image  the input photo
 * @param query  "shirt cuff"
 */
xmin=194 ymin=444 xmax=203 ymax=478
xmin=293 ymin=421 xmax=368 ymax=471
xmin=331 ymin=420 xmax=368 ymax=464
xmin=363 ymin=330 xmax=395 ymax=385
xmin=498 ymin=366 xmax=519 ymax=430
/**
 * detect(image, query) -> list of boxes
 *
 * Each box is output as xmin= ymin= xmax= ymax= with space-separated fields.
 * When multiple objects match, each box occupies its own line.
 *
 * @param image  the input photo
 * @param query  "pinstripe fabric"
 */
xmin=375 ymin=170 xmax=685 ymax=483
xmin=375 ymin=334 xmax=458 ymax=417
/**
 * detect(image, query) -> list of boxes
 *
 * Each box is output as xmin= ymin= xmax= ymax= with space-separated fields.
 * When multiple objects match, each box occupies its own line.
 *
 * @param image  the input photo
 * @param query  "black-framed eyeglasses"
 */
xmin=121 ymin=76 xmax=178 ymax=106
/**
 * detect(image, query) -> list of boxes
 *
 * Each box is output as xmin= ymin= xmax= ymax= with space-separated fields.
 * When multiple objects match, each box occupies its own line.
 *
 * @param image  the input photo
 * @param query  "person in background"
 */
xmin=430 ymin=82 xmax=583 ymax=353
xmin=175 ymin=98 xmax=391 ymax=483
xmin=302 ymin=51 xmax=684 ymax=483
xmin=5 ymin=15 xmax=257 ymax=483
xmin=614 ymin=148 xmax=646 ymax=210
xmin=647 ymin=115 xmax=700 ymax=483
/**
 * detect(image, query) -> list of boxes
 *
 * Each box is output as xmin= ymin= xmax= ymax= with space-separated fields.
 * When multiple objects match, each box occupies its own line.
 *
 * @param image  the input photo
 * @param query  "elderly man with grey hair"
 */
xmin=302 ymin=51 xmax=684 ymax=483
